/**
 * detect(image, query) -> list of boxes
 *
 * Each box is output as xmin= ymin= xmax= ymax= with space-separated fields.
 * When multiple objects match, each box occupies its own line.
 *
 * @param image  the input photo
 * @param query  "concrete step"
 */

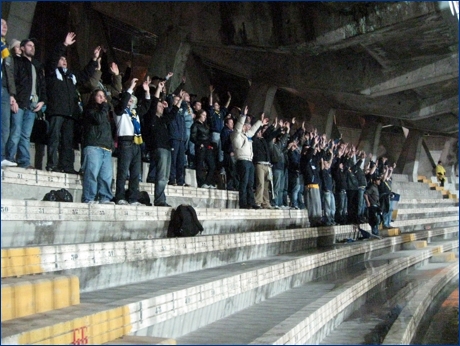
xmin=402 ymin=240 xmax=427 ymax=250
xmin=382 ymin=261 xmax=459 ymax=344
xmin=430 ymin=252 xmax=457 ymax=263
xmin=396 ymin=198 xmax=458 ymax=209
xmin=27 ymin=143 xmax=198 ymax=187
xmin=395 ymin=207 xmax=459 ymax=220
xmin=320 ymin=259 xmax=458 ymax=345
xmin=104 ymin=336 xmax=176 ymax=345
xmin=0 ymin=199 xmax=309 ymax=247
xmin=391 ymin=174 xmax=410 ymax=182
xmin=1 ymin=167 xmax=233 ymax=208
xmin=2 ymin=237 xmax=456 ymax=345
xmin=1 ymin=274 xmax=79 ymax=322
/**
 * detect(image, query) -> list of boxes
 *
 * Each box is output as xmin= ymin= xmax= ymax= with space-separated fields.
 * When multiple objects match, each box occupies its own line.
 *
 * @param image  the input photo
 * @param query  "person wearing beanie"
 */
xmin=9 ymin=38 xmax=21 ymax=57
xmin=1 ymin=19 xmax=17 ymax=167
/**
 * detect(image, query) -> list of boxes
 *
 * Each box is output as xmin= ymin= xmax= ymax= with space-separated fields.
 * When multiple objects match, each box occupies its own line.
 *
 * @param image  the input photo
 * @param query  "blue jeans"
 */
xmin=169 ymin=139 xmax=185 ymax=185
xmin=1 ymin=86 xmax=11 ymax=161
xmin=383 ymin=200 xmax=395 ymax=227
xmin=82 ymin=146 xmax=113 ymax=202
xmin=322 ymin=190 xmax=336 ymax=224
xmin=114 ymin=140 xmax=141 ymax=203
xmin=273 ymin=168 xmax=285 ymax=207
xmin=357 ymin=187 xmax=366 ymax=220
xmin=6 ymin=107 xmax=35 ymax=167
xmin=211 ymin=132 xmax=223 ymax=163
xmin=236 ymin=159 xmax=255 ymax=208
xmin=288 ymin=171 xmax=301 ymax=208
xmin=335 ymin=190 xmax=348 ymax=224
xmin=153 ymin=148 xmax=171 ymax=205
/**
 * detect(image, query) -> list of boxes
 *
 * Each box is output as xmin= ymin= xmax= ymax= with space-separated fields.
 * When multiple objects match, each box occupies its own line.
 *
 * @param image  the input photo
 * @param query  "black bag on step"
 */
xmin=43 ymin=188 xmax=73 ymax=202
xmin=167 ymin=204 xmax=204 ymax=238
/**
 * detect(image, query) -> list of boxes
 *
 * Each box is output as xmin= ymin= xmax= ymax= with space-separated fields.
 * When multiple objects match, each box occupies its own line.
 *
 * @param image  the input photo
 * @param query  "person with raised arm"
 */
xmin=113 ymin=77 xmax=151 ymax=205
xmin=45 ymin=32 xmax=100 ymax=174
xmin=231 ymin=106 xmax=267 ymax=209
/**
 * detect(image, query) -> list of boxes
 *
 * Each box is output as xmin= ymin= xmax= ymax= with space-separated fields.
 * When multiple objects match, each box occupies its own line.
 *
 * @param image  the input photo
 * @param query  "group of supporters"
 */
xmin=1 ymin=22 xmax=396 ymax=233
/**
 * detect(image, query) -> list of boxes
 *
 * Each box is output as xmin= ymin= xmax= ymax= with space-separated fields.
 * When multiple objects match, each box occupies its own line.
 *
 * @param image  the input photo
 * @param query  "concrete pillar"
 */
xmin=244 ymin=83 xmax=278 ymax=119
xmin=169 ymin=42 xmax=191 ymax=94
xmin=148 ymin=28 xmax=188 ymax=87
xmin=396 ymin=129 xmax=424 ymax=182
xmin=5 ymin=2 xmax=37 ymax=40
xmin=439 ymin=137 xmax=458 ymax=179
xmin=356 ymin=117 xmax=382 ymax=157
xmin=324 ymin=109 xmax=335 ymax=140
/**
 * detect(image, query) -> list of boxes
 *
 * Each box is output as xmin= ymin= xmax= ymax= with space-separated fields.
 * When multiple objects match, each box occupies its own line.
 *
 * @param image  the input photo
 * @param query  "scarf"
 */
xmin=127 ymin=107 xmax=143 ymax=145
xmin=56 ymin=67 xmax=77 ymax=85
xmin=1 ymin=37 xmax=10 ymax=59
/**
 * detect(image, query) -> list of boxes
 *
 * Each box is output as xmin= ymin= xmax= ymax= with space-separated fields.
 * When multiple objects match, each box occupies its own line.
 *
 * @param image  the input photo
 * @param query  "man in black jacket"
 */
xmin=6 ymin=38 xmax=47 ymax=168
xmin=45 ymin=32 xmax=100 ymax=174
xmin=143 ymin=81 xmax=183 ymax=207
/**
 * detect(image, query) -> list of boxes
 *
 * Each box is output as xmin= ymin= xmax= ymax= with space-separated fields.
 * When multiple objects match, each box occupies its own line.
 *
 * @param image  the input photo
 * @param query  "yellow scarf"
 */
xmin=1 ymin=37 xmax=10 ymax=59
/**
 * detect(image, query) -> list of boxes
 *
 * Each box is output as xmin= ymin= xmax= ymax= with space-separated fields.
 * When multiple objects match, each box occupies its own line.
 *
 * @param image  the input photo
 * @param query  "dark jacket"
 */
xmin=253 ymin=125 xmax=279 ymax=164
xmin=82 ymin=102 xmax=114 ymax=150
xmin=2 ymin=54 xmax=16 ymax=95
xmin=46 ymin=43 xmax=96 ymax=117
xmin=208 ymin=106 xmax=228 ymax=133
xmin=300 ymin=147 xmax=321 ymax=185
xmin=333 ymin=165 xmax=348 ymax=191
xmin=220 ymin=125 xmax=234 ymax=154
xmin=13 ymin=56 xmax=47 ymax=109
xmin=143 ymin=96 xmax=179 ymax=151
xmin=191 ymin=120 xmax=212 ymax=148
xmin=167 ymin=94 xmax=186 ymax=141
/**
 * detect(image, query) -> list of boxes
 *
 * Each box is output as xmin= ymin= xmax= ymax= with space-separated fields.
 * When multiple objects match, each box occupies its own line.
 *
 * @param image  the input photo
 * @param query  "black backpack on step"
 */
xmin=43 ymin=188 xmax=73 ymax=202
xmin=167 ymin=204 xmax=204 ymax=238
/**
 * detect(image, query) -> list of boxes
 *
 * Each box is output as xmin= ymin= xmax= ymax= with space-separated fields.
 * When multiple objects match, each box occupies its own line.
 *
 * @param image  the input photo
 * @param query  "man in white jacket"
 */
xmin=231 ymin=106 xmax=268 ymax=209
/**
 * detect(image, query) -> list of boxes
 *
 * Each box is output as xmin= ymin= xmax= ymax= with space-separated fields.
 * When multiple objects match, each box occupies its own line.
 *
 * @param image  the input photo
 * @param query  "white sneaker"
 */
xmin=130 ymin=202 xmax=143 ymax=206
xmin=117 ymin=199 xmax=129 ymax=205
xmin=1 ymin=159 xmax=17 ymax=167
xmin=100 ymin=200 xmax=115 ymax=205
xmin=201 ymin=184 xmax=210 ymax=189
xmin=208 ymin=185 xmax=217 ymax=189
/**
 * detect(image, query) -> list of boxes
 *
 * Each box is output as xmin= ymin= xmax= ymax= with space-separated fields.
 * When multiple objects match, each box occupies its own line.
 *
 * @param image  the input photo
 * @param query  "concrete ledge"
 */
xmin=0 ymin=199 xmax=309 ymax=247
xmin=1 ymin=167 xmax=237 ymax=209
xmin=402 ymin=241 xmax=427 ymax=250
xmin=379 ymin=228 xmax=401 ymax=237
xmin=1 ymin=274 xmax=79 ymax=322
xmin=382 ymin=262 xmax=459 ymax=345
xmin=430 ymin=252 xmax=456 ymax=263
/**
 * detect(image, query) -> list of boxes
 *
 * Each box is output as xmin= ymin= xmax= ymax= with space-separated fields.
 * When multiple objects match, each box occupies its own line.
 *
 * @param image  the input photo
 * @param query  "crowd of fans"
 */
xmin=1 ymin=22 xmax=397 ymax=233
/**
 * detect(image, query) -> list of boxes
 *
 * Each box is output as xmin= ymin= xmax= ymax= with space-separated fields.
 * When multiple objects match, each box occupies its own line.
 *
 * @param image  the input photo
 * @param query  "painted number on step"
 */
xmin=48 ymin=176 xmax=53 ymax=182
xmin=17 ymin=173 xmax=23 ymax=179
xmin=1 ymin=206 xmax=8 ymax=212
xmin=72 ymin=326 xmax=88 ymax=345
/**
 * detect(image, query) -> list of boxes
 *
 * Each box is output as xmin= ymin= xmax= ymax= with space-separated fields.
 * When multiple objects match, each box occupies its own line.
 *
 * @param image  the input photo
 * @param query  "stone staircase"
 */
xmin=1 ymin=168 xmax=458 ymax=345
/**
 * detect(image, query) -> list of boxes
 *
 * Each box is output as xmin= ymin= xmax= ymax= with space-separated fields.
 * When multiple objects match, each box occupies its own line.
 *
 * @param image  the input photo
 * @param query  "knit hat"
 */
xmin=9 ymin=38 xmax=20 ymax=50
